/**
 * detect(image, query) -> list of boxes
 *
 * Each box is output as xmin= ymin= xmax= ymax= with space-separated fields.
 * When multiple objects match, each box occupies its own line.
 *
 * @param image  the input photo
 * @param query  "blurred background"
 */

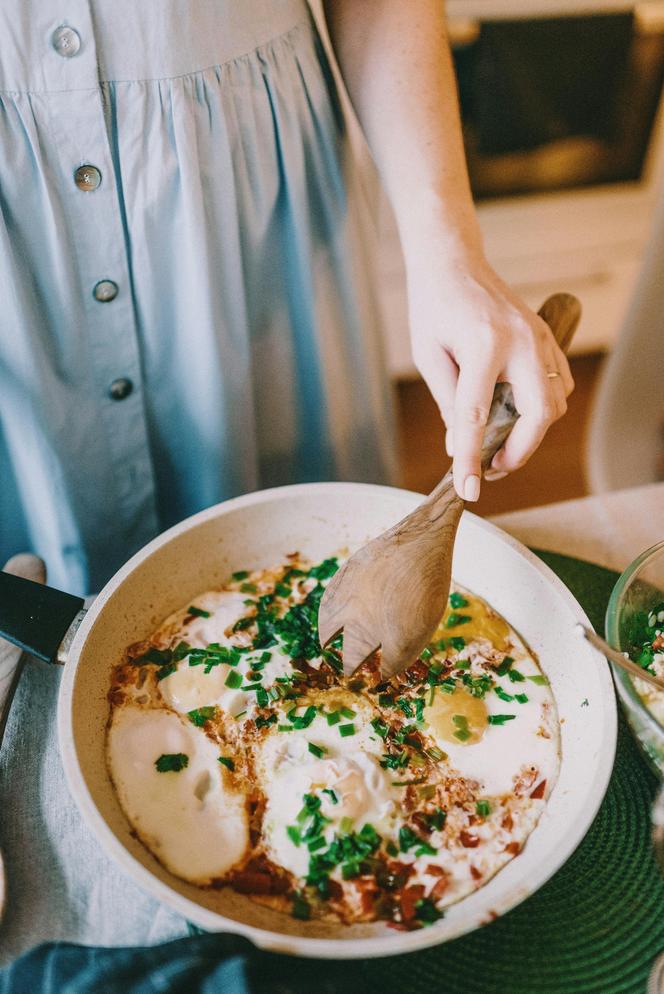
xmin=319 ymin=0 xmax=664 ymax=515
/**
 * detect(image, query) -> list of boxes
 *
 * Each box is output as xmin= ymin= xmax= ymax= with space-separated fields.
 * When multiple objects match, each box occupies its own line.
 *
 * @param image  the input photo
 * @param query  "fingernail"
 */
xmin=485 ymin=470 xmax=508 ymax=482
xmin=463 ymin=475 xmax=480 ymax=502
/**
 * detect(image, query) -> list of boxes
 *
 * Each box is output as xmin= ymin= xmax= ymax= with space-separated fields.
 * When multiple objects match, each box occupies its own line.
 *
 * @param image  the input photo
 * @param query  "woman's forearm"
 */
xmin=322 ymin=0 xmax=482 ymax=267
xmin=323 ymin=0 xmax=574 ymax=503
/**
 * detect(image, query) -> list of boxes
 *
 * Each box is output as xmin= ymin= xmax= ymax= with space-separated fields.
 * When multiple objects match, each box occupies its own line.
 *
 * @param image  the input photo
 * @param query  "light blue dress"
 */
xmin=0 ymin=0 xmax=397 ymax=596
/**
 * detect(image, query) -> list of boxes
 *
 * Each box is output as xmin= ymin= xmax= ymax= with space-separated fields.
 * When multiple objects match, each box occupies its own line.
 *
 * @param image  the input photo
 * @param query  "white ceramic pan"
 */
xmin=0 ymin=482 xmax=617 ymax=958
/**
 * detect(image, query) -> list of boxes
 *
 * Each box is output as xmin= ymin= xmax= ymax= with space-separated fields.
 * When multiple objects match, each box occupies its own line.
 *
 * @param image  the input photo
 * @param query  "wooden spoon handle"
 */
xmin=427 ymin=292 xmax=581 ymax=510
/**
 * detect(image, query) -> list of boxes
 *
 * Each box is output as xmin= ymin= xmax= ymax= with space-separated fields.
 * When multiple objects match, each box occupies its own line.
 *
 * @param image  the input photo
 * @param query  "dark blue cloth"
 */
xmin=0 ymin=934 xmax=368 ymax=994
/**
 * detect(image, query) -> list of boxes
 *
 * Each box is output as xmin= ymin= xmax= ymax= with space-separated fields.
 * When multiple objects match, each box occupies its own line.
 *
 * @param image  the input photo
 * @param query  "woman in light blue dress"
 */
xmin=0 ymin=0 xmax=573 ymax=596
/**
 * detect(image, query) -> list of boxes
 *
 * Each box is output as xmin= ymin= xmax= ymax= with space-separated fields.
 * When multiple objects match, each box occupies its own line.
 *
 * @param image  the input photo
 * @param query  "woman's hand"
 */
xmin=407 ymin=246 xmax=575 ymax=502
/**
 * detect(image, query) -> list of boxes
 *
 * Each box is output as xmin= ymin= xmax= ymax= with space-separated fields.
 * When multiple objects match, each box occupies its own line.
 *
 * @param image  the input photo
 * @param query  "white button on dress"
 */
xmin=51 ymin=25 xmax=81 ymax=58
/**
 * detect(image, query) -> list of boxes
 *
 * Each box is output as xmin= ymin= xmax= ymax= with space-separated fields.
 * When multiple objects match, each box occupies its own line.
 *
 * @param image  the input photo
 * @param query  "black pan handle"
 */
xmin=0 ymin=571 xmax=85 ymax=663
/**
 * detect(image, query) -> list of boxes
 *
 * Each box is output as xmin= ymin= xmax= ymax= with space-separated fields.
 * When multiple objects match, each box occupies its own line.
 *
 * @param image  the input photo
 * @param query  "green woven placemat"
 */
xmin=253 ymin=552 xmax=664 ymax=994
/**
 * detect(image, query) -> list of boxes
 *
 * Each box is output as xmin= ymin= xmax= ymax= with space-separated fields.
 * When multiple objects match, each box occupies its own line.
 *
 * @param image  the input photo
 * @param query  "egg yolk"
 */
xmin=423 ymin=685 xmax=488 ymax=746
xmin=437 ymin=592 xmax=511 ymax=651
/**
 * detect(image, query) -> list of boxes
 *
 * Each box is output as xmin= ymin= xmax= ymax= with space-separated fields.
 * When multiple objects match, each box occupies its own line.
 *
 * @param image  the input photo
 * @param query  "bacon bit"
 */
xmin=326 ymin=879 xmax=344 ymax=901
xmin=653 ymin=635 xmax=664 ymax=651
xmin=230 ymin=871 xmax=272 ymax=895
xmin=356 ymin=877 xmax=381 ymax=916
xmin=425 ymin=864 xmax=446 ymax=877
xmin=460 ymin=830 xmax=480 ymax=849
xmin=530 ymin=779 xmax=547 ymax=799
xmin=404 ymin=659 xmax=429 ymax=685
xmin=412 ymin=812 xmax=432 ymax=835
xmin=513 ymin=766 xmax=538 ymax=796
xmin=469 ymin=865 xmax=483 ymax=881
xmin=504 ymin=841 xmax=521 ymax=856
xmin=501 ymin=812 xmax=514 ymax=831
xmin=400 ymin=885 xmax=426 ymax=923
xmin=430 ymin=876 xmax=449 ymax=901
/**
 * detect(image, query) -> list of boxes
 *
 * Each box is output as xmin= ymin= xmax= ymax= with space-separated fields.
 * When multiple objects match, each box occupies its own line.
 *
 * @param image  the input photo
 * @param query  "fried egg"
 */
xmin=107 ymin=705 xmax=248 ymax=883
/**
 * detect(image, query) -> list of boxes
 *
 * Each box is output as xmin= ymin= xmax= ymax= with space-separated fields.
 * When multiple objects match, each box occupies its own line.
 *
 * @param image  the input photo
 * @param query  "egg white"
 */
xmin=107 ymin=705 xmax=248 ymax=883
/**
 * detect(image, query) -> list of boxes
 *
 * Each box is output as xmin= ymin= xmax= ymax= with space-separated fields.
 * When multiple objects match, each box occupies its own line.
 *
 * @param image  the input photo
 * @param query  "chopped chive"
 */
xmin=378 ymin=693 xmax=395 ymax=708
xmin=277 ymin=724 xmax=292 ymax=732
xmin=255 ymin=687 xmax=269 ymax=708
xmin=322 ymin=788 xmax=338 ymax=804
xmin=233 ymin=710 xmax=247 ymax=720
xmin=255 ymin=714 xmax=278 ymax=729
xmin=528 ymin=674 xmax=549 ymax=686
xmin=187 ymin=605 xmax=210 ymax=618
xmin=187 ymin=706 xmax=216 ymax=727
xmin=496 ymin=656 xmax=514 ymax=677
xmin=452 ymin=714 xmax=468 ymax=729
xmin=217 ymin=756 xmax=235 ymax=771
xmin=495 ymin=686 xmax=514 ymax=702
xmin=415 ymin=898 xmax=443 ymax=924
xmin=326 ymin=710 xmax=341 ymax=726
xmin=453 ymin=728 xmax=471 ymax=742
xmin=488 ymin=714 xmax=516 ymax=725
xmin=371 ymin=718 xmax=389 ymax=739
xmin=156 ymin=662 xmax=176 ymax=681
xmin=340 ymin=816 xmax=354 ymax=833
xmin=224 ymin=669 xmax=243 ymax=689
xmin=420 ymin=647 xmax=433 ymax=661
xmin=339 ymin=723 xmax=356 ymax=737
xmin=515 ymin=693 xmax=529 ymax=704
xmin=508 ymin=669 xmax=525 ymax=683
xmin=287 ymin=825 xmax=301 ymax=846
xmin=308 ymin=742 xmax=326 ymax=758
xmin=476 ymin=799 xmax=491 ymax=817
xmin=155 ymin=753 xmax=188 ymax=773
xmin=240 ymin=582 xmax=257 ymax=593
xmin=446 ymin=612 xmax=471 ymax=628
xmin=340 ymin=707 xmax=356 ymax=720
xmin=291 ymin=893 xmax=310 ymax=920
xmin=449 ymin=592 xmax=469 ymax=609
xmin=231 ymin=570 xmax=249 ymax=581
xmin=307 ymin=836 xmax=326 ymax=852
xmin=449 ymin=636 xmax=466 ymax=651
xmin=386 ymin=840 xmax=399 ymax=856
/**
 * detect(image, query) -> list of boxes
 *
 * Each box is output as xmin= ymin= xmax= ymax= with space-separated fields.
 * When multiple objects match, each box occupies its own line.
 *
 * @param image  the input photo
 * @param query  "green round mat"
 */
xmin=253 ymin=552 xmax=664 ymax=994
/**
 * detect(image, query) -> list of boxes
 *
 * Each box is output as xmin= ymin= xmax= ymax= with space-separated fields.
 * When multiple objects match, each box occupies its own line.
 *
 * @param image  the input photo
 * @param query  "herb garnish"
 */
xmin=155 ymin=753 xmax=188 ymax=773
xmin=187 ymin=706 xmax=216 ymax=726
xmin=218 ymin=756 xmax=235 ymax=771
xmin=187 ymin=605 xmax=210 ymax=618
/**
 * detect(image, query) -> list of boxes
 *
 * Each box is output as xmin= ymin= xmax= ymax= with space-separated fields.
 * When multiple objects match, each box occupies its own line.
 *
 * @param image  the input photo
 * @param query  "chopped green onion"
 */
xmin=508 ymin=669 xmax=525 ymax=683
xmin=527 ymin=674 xmax=549 ymax=685
xmin=476 ymin=799 xmax=491 ymax=817
xmin=308 ymin=742 xmax=326 ymax=758
xmin=155 ymin=753 xmax=188 ymax=773
xmin=452 ymin=714 xmax=468 ymax=729
xmin=371 ymin=718 xmax=389 ymax=739
xmin=488 ymin=714 xmax=516 ymax=725
xmin=326 ymin=710 xmax=341 ymax=725
xmin=340 ymin=707 xmax=356 ymax=720
xmin=496 ymin=656 xmax=514 ymax=676
xmin=187 ymin=605 xmax=210 ymax=618
xmin=322 ymin=788 xmax=338 ymax=804
xmin=217 ymin=756 xmax=235 ymax=771
xmin=224 ymin=669 xmax=243 ymax=689
xmin=495 ymin=686 xmax=514 ymax=702
xmin=446 ymin=612 xmax=472 ymax=628
xmin=340 ymin=816 xmax=354 ymax=833
xmin=339 ymin=723 xmax=356 ymax=737
xmin=231 ymin=570 xmax=249 ymax=581
xmin=453 ymin=728 xmax=471 ymax=742
xmin=449 ymin=592 xmax=469 ymax=609
xmin=287 ymin=825 xmax=301 ymax=846
xmin=187 ymin=706 xmax=216 ymax=727
xmin=291 ymin=892 xmax=310 ymax=920
xmin=515 ymin=693 xmax=529 ymax=704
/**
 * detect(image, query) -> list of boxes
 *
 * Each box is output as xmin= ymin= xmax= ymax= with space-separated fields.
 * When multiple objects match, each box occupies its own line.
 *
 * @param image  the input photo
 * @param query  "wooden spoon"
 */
xmin=318 ymin=293 xmax=582 ymax=679
xmin=0 ymin=553 xmax=46 ymax=922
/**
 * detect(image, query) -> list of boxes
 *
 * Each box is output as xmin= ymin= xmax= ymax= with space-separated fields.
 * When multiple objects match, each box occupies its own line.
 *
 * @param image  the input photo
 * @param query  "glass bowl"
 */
xmin=606 ymin=539 xmax=664 ymax=775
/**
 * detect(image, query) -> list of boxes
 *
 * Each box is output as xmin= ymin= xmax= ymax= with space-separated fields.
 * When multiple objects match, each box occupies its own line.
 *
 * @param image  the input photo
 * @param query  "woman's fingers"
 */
xmin=489 ymin=350 xmax=567 ymax=475
xmin=452 ymin=356 xmax=499 ymax=502
xmin=413 ymin=338 xmax=459 ymax=454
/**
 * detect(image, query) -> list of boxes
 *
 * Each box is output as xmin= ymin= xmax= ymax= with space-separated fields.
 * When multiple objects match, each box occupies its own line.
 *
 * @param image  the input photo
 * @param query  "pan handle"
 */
xmin=0 ymin=570 xmax=85 ymax=663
